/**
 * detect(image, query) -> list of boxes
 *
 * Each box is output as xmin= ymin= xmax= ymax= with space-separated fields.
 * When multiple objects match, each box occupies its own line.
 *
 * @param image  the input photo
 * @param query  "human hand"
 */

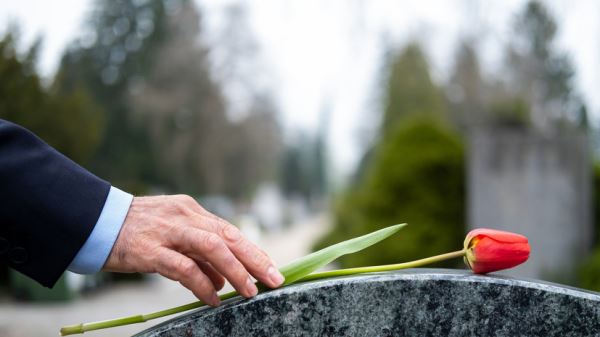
xmin=103 ymin=195 xmax=284 ymax=306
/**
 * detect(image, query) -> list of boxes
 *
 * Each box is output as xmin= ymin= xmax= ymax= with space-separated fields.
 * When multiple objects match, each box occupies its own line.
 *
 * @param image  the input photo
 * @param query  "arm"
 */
xmin=0 ymin=119 xmax=285 ymax=303
xmin=0 ymin=119 xmax=110 ymax=287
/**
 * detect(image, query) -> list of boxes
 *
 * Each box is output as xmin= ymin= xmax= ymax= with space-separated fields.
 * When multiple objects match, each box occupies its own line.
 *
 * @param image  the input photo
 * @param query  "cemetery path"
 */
xmin=0 ymin=214 xmax=330 ymax=337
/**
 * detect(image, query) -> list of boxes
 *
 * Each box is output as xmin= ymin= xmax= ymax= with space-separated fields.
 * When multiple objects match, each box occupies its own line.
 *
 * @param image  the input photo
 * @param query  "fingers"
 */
xmin=198 ymin=261 xmax=225 ymax=291
xmin=173 ymin=227 xmax=259 ymax=298
xmin=185 ymin=208 xmax=285 ymax=289
xmin=104 ymin=194 xmax=282 ymax=306
xmin=218 ymin=223 xmax=285 ymax=289
xmin=154 ymin=249 xmax=221 ymax=306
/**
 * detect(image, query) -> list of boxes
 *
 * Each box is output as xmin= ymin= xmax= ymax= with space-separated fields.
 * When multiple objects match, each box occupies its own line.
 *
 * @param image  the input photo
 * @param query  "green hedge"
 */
xmin=316 ymin=119 xmax=465 ymax=267
xmin=578 ymin=164 xmax=600 ymax=291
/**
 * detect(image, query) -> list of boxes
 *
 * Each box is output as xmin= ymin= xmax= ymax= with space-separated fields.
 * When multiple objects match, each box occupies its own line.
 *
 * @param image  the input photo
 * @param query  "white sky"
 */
xmin=1 ymin=0 xmax=599 ymax=177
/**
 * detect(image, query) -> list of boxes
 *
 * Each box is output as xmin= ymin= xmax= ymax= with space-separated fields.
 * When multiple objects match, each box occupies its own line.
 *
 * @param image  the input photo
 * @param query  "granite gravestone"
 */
xmin=134 ymin=269 xmax=600 ymax=336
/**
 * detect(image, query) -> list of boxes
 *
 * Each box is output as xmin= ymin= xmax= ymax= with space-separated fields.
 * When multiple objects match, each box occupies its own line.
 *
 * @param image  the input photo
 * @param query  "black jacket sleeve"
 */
xmin=0 ymin=119 xmax=110 ymax=287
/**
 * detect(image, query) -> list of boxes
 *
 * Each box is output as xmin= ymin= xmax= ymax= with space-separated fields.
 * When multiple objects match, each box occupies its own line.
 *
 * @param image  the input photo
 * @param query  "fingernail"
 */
xmin=246 ymin=277 xmax=258 ymax=297
xmin=210 ymin=293 xmax=221 ymax=306
xmin=267 ymin=266 xmax=285 ymax=286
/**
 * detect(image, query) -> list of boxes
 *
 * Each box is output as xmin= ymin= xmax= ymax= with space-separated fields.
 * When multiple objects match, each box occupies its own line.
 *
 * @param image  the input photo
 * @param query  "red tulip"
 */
xmin=463 ymin=228 xmax=530 ymax=274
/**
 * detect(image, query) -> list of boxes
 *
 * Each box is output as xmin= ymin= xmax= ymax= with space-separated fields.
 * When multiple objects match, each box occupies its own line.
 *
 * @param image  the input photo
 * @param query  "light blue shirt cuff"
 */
xmin=68 ymin=186 xmax=133 ymax=274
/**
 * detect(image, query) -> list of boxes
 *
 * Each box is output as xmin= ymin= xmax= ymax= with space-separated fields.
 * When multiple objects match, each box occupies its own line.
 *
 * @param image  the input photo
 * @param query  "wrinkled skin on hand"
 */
xmin=103 ymin=195 xmax=285 ymax=306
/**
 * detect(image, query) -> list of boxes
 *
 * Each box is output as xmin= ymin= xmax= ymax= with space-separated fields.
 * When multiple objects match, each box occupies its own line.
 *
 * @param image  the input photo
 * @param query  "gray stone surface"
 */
xmin=134 ymin=269 xmax=600 ymax=337
xmin=468 ymin=127 xmax=591 ymax=279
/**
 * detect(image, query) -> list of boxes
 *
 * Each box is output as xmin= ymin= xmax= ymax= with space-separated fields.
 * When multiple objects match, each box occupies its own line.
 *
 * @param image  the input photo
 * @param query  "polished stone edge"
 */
xmin=134 ymin=268 xmax=600 ymax=336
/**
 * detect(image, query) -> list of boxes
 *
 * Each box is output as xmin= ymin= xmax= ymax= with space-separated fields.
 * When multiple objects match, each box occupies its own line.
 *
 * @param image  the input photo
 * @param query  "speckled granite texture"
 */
xmin=134 ymin=269 xmax=600 ymax=337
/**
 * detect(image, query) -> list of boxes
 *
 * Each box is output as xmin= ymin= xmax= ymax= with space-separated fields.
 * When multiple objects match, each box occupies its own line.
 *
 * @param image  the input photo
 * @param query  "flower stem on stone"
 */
xmin=59 ymin=249 xmax=466 ymax=336
xmin=299 ymin=249 xmax=467 ymax=282
xmin=60 ymin=224 xmax=407 ymax=335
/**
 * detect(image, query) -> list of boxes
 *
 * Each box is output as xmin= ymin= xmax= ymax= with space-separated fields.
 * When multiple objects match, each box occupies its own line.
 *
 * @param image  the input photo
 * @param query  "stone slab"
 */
xmin=468 ymin=128 xmax=592 ymax=279
xmin=134 ymin=269 xmax=600 ymax=337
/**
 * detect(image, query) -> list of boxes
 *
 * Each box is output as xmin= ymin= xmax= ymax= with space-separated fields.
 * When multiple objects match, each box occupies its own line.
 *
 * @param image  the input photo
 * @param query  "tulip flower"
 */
xmin=463 ymin=228 xmax=530 ymax=274
xmin=61 ymin=225 xmax=531 ymax=335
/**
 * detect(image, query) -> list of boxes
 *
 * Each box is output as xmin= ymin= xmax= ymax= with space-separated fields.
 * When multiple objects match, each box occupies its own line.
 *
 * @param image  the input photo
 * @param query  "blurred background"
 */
xmin=2 ymin=0 xmax=600 ymax=335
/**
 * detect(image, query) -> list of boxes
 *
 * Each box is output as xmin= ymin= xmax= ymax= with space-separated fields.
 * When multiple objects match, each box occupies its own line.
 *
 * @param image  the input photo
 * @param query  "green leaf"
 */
xmin=279 ymin=223 xmax=407 ymax=285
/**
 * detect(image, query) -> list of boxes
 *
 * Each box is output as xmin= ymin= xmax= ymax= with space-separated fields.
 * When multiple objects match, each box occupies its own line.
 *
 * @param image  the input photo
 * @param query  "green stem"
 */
xmin=299 ymin=249 xmax=466 ymax=281
xmin=59 ymin=249 xmax=466 ymax=335
xmin=59 ymin=291 xmax=240 ymax=336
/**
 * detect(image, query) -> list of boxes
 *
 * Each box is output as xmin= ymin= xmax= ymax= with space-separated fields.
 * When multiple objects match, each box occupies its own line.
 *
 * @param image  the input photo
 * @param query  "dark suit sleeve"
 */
xmin=0 ymin=119 xmax=110 ymax=287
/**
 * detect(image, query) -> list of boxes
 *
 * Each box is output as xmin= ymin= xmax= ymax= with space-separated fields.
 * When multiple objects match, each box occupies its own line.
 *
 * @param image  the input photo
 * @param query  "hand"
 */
xmin=103 ymin=195 xmax=285 ymax=306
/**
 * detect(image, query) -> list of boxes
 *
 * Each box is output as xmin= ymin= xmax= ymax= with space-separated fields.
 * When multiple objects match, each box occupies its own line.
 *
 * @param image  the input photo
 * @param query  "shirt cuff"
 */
xmin=68 ymin=186 xmax=133 ymax=274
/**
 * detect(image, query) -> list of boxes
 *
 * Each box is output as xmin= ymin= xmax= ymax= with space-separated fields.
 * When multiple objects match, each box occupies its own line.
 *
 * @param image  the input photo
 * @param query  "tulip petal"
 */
xmin=465 ymin=228 xmax=528 ymax=248
xmin=469 ymin=236 xmax=530 ymax=274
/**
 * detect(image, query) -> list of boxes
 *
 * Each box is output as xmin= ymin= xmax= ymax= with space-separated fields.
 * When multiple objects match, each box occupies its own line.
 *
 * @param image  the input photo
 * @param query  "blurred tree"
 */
xmin=316 ymin=42 xmax=465 ymax=267
xmin=129 ymin=1 xmax=281 ymax=198
xmin=355 ymin=43 xmax=446 ymax=182
xmin=57 ymin=0 xmax=281 ymax=199
xmin=279 ymin=131 xmax=325 ymax=202
xmin=208 ymin=3 xmax=284 ymax=199
xmin=128 ymin=1 xmax=229 ymax=195
xmin=505 ymin=0 xmax=580 ymax=129
xmin=279 ymin=106 xmax=329 ymax=204
xmin=224 ymin=99 xmax=282 ymax=199
xmin=487 ymin=96 xmax=531 ymax=128
xmin=313 ymin=106 xmax=329 ymax=198
xmin=210 ymin=4 xmax=264 ymax=117
xmin=577 ymin=103 xmax=589 ymax=130
xmin=0 ymin=32 xmax=103 ymax=164
xmin=446 ymin=40 xmax=488 ymax=130
xmin=447 ymin=1 xmax=585 ymax=131
xmin=280 ymin=141 xmax=308 ymax=199
xmin=56 ymin=0 xmax=171 ymax=191
xmin=381 ymin=43 xmax=445 ymax=136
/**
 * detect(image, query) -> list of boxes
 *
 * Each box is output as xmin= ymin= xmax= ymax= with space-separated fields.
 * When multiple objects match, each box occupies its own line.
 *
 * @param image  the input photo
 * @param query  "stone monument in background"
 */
xmin=468 ymin=127 xmax=592 ymax=280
